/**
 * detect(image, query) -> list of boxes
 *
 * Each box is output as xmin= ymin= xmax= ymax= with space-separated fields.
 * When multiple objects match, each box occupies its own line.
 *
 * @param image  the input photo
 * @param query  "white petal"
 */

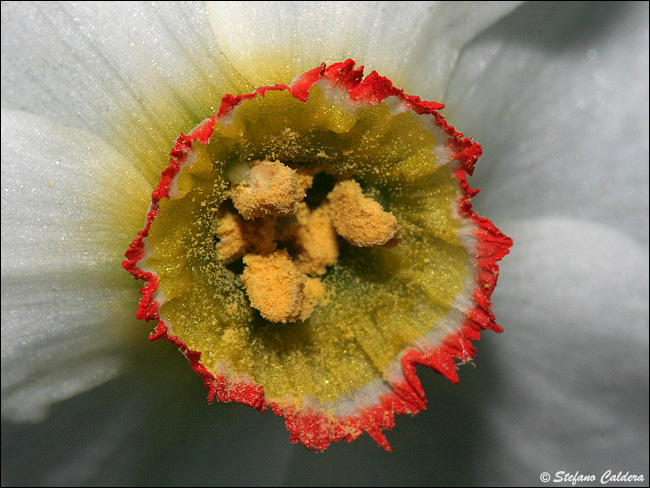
xmin=1 ymin=109 xmax=152 ymax=422
xmin=1 ymin=1 xmax=250 ymax=184
xmin=207 ymin=1 xmax=523 ymax=100
xmin=446 ymin=2 xmax=649 ymax=242
xmin=479 ymin=217 xmax=648 ymax=482
xmin=443 ymin=4 xmax=649 ymax=481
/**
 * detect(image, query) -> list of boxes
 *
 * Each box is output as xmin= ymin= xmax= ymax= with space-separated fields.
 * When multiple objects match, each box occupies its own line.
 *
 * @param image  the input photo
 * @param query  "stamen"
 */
xmin=213 ymin=207 xmax=277 ymax=263
xmin=327 ymin=180 xmax=402 ymax=248
xmin=291 ymin=202 xmax=339 ymax=276
xmin=241 ymin=250 xmax=310 ymax=323
xmin=230 ymin=160 xmax=305 ymax=219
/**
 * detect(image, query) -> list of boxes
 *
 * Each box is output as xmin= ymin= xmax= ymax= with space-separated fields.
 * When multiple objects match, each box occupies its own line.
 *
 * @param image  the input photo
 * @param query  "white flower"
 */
xmin=2 ymin=1 xmax=647 ymax=484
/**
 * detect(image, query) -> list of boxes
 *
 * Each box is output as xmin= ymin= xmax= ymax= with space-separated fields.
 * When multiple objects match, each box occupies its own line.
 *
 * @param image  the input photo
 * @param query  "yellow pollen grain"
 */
xmin=213 ymin=209 xmax=247 ymax=263
xmin=296 ymin=169 xmax=317 ymax=193
xmin=299 ymin=276 xmax=326 ymax=321
xmin=230 ymin=160 xmax=305 ymax=219
xmin=292 ymin=202 xmax=339 ymax=276
xmin=214 ymin=208 xmax=277 ymax=263
xmin=327 ymin=179 xmax=402 ymax=248
xmin=241 ymin=249 xmax=310 ymax=323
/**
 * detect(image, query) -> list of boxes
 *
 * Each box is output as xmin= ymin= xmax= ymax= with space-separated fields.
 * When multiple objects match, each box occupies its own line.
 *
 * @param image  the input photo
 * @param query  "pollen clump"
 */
xmin=291 ymin=203 xmax=339 ymax=276
xmin=213 ymin=207 xmax=277 ymax=263
xmin=230 ymin=159 xmax=305 ymax=219
xmin=327 ymin=180 xmax=402 ymax=248
xmin=241 ymin=250 xmax=309 ymax=323
xmin=214 ymin=160 xmax=401 ymax=322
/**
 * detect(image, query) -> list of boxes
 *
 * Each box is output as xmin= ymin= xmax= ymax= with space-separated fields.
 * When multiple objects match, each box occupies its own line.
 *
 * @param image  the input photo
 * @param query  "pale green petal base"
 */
xmin=206 ymin=1 xmax=523 ymax=101
xmin=1 ymin=1 xmax=251 ymax=186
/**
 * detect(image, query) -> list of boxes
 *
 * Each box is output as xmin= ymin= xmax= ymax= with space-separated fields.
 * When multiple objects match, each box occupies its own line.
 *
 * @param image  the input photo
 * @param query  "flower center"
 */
xmin=134 ymin=81 xmax=467 ymax=405
xmin=215 ymin=159 xmax=402 ymax=322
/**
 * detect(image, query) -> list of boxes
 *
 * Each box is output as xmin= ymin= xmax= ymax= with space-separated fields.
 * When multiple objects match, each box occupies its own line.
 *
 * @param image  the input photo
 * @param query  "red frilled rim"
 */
xmin=122 ymin=59 xmax=512 ymax=452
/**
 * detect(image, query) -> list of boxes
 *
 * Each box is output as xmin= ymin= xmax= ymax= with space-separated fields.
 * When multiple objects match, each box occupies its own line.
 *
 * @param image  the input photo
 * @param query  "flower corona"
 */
xmin=123 ymin=60 xmax=512 ymax=451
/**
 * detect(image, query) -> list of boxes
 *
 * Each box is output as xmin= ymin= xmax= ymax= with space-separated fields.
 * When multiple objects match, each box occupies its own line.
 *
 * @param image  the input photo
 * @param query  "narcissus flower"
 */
xmin=2 ymin=1 xmax=648 ymax=484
